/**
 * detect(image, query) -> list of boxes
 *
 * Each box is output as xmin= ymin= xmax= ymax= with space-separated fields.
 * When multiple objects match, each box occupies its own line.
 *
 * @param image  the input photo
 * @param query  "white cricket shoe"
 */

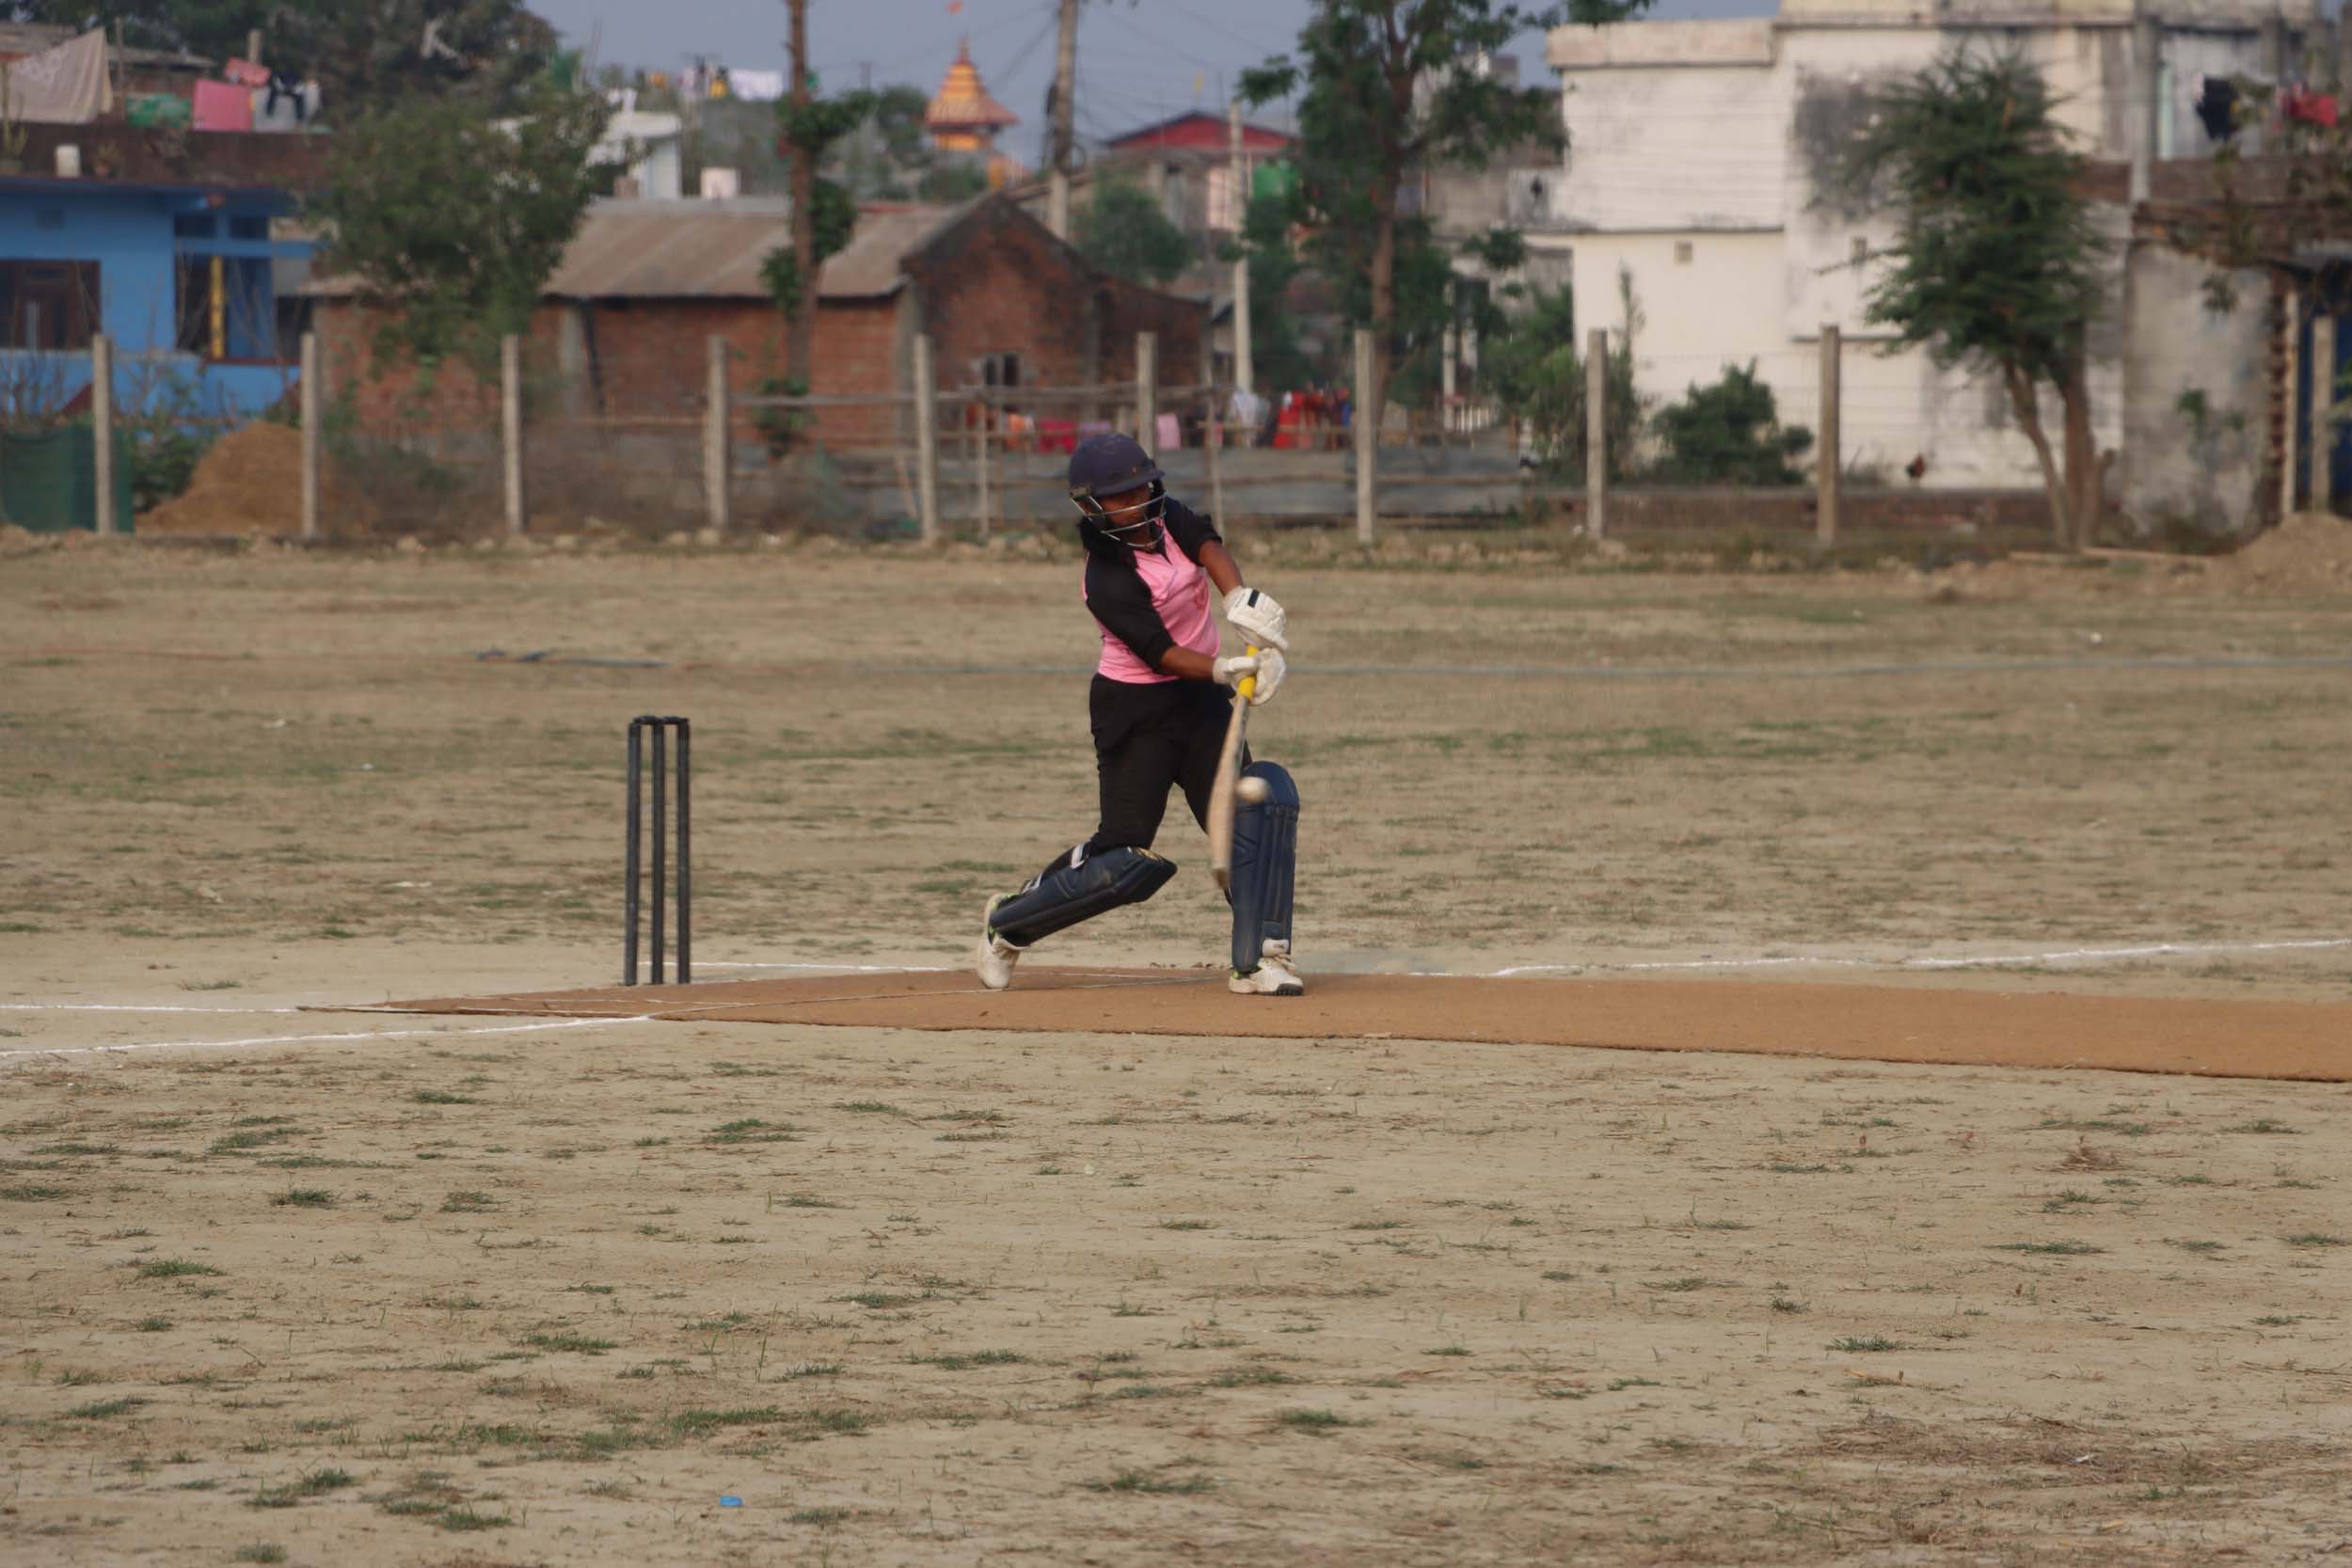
xmin=1230 ymin=939 xmax=1305 ymax=996
xmin=977 ymin=895 xmax=1024 ymax=990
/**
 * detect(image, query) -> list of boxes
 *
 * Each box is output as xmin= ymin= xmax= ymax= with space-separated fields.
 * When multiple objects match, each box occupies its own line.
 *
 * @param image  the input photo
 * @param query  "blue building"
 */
xmin=1 ymin=121 xmax=325 ymax=428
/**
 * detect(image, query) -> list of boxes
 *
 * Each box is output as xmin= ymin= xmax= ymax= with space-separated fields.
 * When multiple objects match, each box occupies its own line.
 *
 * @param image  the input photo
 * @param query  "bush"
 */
xmin=1647 ymin=361 xmax=1811 ymax=485
xmin=1481 ymin=272 xmax=1643 ymax=482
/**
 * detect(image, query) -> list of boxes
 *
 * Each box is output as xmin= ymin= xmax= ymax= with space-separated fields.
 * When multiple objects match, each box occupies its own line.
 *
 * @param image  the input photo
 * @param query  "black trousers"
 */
xmin=1080 ymin=674 xmax=1239 ymax=859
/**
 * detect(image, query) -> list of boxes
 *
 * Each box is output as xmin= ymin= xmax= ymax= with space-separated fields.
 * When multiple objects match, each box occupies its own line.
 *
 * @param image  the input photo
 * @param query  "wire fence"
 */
xmin=25 ymin=323 xmax=2094 ymax=546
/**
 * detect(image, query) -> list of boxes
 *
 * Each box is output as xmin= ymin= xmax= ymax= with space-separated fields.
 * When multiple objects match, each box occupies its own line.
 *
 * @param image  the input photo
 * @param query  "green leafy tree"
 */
xmin=310 ymin=82 xmax=612 ymax=372
xmin=1481 ymin=266 xmax=1641 ymax=480
xmin=1224 ymin=185 xmax=1322 ymax=393
xmin=5 ymin=1 xmax=555 ymax=109
xmin=1239 ymin=1 xmax=1647 ymax=445
xmin=1075 ymin=167 xmax=1192 ymax=288
xmin=775 ymin=4 xmax=875 ymax=388
xmin=1648 ymin=362 xmax=1811 ymax=484
xmin=1843 ymin=49 xmax=2109 ymax=549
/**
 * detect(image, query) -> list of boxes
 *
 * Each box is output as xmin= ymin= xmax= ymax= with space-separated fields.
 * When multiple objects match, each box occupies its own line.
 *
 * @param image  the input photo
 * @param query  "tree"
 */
xmin=1074 ymin=167 xmax=1192 ymax=288
xmin=774 ymin=0 xmax=874 ymax=388
xmin=1481 ymin=265 xmax=1642 ymax=479
xmin=1223 ymin=185 xmax=1321 ymax=392
xmin=1843 ymin=50 xmax=2110 ymax=550
xmin=1239 ymin=1 xmax=1647 ymax=448
xmin=1646 ymin=361 xmax=1811 ymax=484
xmin=310 ymin=82 xmax=611 ymax=372
xmin=4 ymin=1 xmax=556 ymax=110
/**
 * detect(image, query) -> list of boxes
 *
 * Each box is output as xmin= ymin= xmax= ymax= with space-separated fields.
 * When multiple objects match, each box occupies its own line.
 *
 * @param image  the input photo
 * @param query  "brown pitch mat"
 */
xmin=358 ymin=967 xmax=2352 ymax=1082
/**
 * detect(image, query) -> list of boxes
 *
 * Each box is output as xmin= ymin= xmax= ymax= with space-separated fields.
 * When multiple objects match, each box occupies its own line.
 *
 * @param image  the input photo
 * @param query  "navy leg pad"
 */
xmin=988 ymin=845 xmax=1176 ymax=949
xmin=1230 ymin=761 xmax=1298 ymax=973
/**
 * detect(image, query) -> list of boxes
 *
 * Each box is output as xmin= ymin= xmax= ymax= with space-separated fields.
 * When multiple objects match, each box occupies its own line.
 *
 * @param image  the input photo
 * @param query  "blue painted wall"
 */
xmin=0 ymin=180 xmax=312 ymax=420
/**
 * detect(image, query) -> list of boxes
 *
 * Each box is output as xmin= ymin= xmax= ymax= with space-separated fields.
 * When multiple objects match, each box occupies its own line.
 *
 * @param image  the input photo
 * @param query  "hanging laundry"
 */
xmin=2283 ymin=87 xmax=2341 ymax=129
xmin=222 ymin=57 xmax=271 ymax=87
xmin=4 ymin=27 xmax=110 ymax=124
xmin=252 ymin=75 xmax=319 ymax=132
xmin=192 ymin=78 xmax=254 ymax=132
xmin=2195 ymin=74 xmax=2239 ymax=143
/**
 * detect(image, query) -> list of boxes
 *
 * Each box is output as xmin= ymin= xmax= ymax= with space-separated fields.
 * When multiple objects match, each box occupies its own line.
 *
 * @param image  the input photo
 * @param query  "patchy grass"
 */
xmin=1993 ymin=1240 xmax=2104 ymax=1256
xmin=1090 ymin=1469 xmax=1214 ymax=1495
xmin=1278 ymin=1409 xmax=1364 ymax=1434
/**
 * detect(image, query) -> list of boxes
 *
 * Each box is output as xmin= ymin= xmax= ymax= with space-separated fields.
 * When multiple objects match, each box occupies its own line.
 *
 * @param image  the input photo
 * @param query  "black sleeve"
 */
xmin=1162 ymin=498 xmax=1222 ymax=562
xmin=1084 ymin=554 xmax=1177 ymax=670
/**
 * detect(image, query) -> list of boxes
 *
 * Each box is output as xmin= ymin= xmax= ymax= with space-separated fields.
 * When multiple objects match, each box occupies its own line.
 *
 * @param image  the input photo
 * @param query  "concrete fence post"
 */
xmin=500 ymin=333 xmax=525 ymax=537
xmin=299 ymin=330 xmax=320 ymax=542
xmin=90 ymin=332 xmax=115 ymax=536
xmin=976 ymin=390 xmax=993 ymax=536
xmin=913 ymin=333 xmax=941 ymax=545
xmin=2312 ymin=313 xmax=2338 ymax=514
xmin=1818 ymin=324 xmax=1841 ymax=546
xmin=1354 ymin=327 xmax=1376 ymax=545
xmin=2281 ymin=288 xmax=2301 ymax=518
xmin=704 ymin=335 xmax=731 ymax=535
xmin=1205 ymin=389 xmax=1226 ymax=532
xmin=1585 ymin=327 xmax=1608 ymax=540
xmin=1136 ymin=331 xmax=1157 ymax=449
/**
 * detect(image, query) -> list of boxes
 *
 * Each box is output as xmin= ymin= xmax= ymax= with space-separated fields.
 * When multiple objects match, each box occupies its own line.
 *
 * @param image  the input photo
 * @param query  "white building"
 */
xmin=1534 ymin=0 xmax=2315 ymax=500
xmin=599 ymin=109 xmax=686 ymax=202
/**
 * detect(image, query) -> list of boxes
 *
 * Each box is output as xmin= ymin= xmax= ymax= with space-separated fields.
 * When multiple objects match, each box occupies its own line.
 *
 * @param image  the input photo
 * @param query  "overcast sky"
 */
xmin=531 ymin=0 xmax=1770 ymax=156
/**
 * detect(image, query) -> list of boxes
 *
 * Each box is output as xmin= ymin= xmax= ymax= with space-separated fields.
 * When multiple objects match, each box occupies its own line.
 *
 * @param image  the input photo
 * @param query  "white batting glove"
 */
xmin=1212 ymin=653 xmax=1262 ymax=688
xmin=1246 ymin=647 xmax=1286 ymax=706
xmin=1222 ymin=587 xmax=1289 ymax=653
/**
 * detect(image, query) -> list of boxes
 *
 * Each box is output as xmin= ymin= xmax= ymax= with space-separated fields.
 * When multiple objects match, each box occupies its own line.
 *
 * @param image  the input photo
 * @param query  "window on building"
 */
xmin=1851 ymin=236 xmax=1868 ymax=265
xmin=229 ymin=214 xmax=268 ymax=242
xmin=975 ymin=352 xmax=1021 ymax=389
xmin=0 ymin=261 xmax=101 ymax=350
xmin=174 ymin=254 xmax=284 ymax=362
xmin=1674 ymin=240 xmax=1693 ymax=265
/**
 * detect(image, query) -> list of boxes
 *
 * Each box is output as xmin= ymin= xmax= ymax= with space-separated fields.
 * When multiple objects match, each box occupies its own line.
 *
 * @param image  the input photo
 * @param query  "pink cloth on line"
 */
xmin=193 ymin=79 xmax=253 ymax=131
xmin=223 ymin=57 xmax=271 ymax=87
xmin=1087 ymin=534 xmax=1218 ymax=685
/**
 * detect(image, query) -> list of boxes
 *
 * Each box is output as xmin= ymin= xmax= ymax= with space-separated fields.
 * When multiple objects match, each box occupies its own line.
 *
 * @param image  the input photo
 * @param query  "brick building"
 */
xmin=308 ymin=193 xmax=1208 ymax=451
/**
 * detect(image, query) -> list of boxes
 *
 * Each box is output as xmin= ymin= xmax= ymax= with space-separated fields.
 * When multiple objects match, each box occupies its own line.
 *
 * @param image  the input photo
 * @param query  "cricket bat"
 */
xmin=1206 ymin=645 xmax=1258 ymax=893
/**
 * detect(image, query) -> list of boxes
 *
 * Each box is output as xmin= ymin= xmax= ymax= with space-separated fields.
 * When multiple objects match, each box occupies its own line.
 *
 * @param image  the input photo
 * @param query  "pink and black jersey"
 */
xmin=1080 ymin=499 xmax=1224 ymax=684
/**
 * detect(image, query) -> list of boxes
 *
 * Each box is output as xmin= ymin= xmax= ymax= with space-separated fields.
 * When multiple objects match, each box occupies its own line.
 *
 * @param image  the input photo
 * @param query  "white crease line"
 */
xmin=695 ymin=961 xmax=956 ymax=974
xmin=0 ymin=1016 xmax=641 ymax=1065
xmin=1491 ymin=937 xmax=2352 ymax=978
xmin=0 ymin=1003 xmax=304 ymax=1014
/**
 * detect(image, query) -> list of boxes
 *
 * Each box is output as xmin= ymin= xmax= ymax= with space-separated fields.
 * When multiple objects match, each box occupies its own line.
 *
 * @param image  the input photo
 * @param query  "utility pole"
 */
xmin=1048 ymin=0 xmax=1080 ymax=240
xmin=786 ymin=0 xmax=816 ymax=386
xmin=1230 ymin=100 xmax=1252 ymax=400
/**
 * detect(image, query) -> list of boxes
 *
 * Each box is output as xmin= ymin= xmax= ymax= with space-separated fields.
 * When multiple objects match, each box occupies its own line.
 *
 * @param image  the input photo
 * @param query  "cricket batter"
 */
xmin=977 ymin=432 xmax=1304 ymax=995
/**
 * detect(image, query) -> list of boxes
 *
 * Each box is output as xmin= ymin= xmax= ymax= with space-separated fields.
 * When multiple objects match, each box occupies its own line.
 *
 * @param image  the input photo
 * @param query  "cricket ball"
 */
xmin=1236 ymin=776 xmax=1271 ymax=804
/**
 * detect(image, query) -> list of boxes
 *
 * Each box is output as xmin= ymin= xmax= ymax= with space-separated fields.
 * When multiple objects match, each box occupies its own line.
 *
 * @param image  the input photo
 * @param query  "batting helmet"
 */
xmin=1067 ymin=432 xmax=1166 ymax=541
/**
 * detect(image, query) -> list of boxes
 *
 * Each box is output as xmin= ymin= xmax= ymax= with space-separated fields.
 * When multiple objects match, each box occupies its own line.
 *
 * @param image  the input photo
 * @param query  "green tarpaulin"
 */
xmin=1 ymin=424 xmax=134 ymax=533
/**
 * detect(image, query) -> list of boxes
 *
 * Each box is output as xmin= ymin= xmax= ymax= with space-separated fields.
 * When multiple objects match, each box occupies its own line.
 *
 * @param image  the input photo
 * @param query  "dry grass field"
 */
xmin=5 ymin=531 xmax=2350 ymax=1566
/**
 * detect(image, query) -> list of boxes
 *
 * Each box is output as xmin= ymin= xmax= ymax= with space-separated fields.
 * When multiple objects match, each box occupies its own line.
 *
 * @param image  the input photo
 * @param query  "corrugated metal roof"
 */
xmin=545 ymin=198 xmax=790 ymax=298
xmin=817 ymin=203 xmax=957 ymax=298
xmin=546 ymin=198 xmax=959 ymax=301
xmin=305 ymin=198 xmax=968 ymax=303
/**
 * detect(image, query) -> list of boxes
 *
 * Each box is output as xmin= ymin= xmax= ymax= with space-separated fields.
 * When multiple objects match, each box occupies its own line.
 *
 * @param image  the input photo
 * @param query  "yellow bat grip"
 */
xmin=1237 ymin=643 xmax=1258 ymax=702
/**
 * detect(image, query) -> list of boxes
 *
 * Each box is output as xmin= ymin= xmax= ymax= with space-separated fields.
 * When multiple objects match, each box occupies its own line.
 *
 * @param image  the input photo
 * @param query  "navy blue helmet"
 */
xmin=1067 ymin=432 xmax=1166 ymax=542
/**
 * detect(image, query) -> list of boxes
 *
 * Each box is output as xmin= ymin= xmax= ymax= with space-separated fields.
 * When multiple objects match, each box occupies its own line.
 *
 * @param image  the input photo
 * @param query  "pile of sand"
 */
xmin=138 ymin=422 xmax=304 ymax=538
xmin=2217 ymin=511 xmax=2352 ymax=594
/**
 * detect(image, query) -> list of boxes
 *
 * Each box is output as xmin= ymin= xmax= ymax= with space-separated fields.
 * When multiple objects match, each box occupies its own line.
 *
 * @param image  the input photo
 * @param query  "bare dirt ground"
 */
xmin=5 ymin=534 xmax=2352 ymax=1565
